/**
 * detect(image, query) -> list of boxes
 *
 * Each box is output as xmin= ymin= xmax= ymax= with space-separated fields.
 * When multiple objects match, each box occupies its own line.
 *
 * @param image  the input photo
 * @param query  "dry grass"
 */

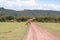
xmin=0 ymin=22 xmax=60 ymax=40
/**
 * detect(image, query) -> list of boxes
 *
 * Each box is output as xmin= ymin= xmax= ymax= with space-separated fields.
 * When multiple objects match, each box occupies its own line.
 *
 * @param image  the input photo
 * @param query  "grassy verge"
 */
xmin=0 ymin=22 xmax=60 ymax=40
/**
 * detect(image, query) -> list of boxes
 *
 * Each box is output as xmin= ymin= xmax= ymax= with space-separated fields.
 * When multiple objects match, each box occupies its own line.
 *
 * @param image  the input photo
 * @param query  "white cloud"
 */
xmin=0 ymin=0 xmax=36 ymax=10
xmin=0 ymin=0 xmax=60 ymax=11
xmin=39 ymin=4 xmax=60 ymax=11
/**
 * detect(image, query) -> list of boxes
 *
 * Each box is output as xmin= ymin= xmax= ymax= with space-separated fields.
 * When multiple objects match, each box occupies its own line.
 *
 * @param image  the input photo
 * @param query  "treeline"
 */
xmin=0 ymin=16 xmax=60 ymax=23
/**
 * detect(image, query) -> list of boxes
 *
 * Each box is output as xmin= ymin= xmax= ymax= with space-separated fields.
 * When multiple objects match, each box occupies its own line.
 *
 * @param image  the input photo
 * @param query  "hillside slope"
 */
xmin=0 ymin=8 xmax=60 ymax=16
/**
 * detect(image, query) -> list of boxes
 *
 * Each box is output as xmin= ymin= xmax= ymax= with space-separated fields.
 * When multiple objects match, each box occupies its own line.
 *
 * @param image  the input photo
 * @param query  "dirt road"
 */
xmin=25 ymin=23 xmax=60 ymax=40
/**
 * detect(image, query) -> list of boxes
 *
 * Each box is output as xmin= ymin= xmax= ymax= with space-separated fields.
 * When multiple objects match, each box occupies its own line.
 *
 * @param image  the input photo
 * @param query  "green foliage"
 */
xmin=0 ymin=8 xmax=60 ymax=22
xmin=35 ymin=16 xmax=60 ymax=23
xmin=0 ymin=16 xmax=60 ymax=23
xmin=0 ymin=16 xmax=16 ymax=22
xmin=16 ymin=16 xmax=32 ymax=22
xmin=16 ymin=16 xmax=27 ymax=22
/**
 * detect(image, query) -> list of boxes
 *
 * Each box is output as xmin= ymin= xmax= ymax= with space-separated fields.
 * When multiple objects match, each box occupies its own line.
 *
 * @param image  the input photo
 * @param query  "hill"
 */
xmin=0 ymin=8 xmax=60 ymax=17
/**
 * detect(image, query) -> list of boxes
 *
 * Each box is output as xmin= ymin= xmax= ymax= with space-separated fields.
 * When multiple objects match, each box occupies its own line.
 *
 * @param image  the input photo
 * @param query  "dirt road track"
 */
xmin=25 ymin=23 xmax=60 ymax=40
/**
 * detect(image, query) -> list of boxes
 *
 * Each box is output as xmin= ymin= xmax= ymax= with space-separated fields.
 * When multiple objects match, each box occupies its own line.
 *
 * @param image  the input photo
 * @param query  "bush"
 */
xmin=0 ymin=16 xmax=60 ymax=23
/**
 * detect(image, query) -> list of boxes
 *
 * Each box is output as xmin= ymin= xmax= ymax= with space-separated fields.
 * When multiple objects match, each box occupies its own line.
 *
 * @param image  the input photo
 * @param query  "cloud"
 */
xmin=0 ymin=0 xmax=37 ymax=10
xmin=39 ymin=4 xmax=60 ymax=11
xmin=0 ymin=0 xmax=60 ymax=11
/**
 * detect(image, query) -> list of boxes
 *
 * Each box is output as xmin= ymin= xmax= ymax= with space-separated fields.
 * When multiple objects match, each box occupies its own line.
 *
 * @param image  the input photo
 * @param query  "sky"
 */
xmin=0 ymin=0 xmax=60 ymax=11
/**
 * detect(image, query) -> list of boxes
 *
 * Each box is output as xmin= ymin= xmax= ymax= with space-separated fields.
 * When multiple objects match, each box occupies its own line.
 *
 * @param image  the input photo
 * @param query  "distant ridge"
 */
xmin=0 ymin=8 xmax=60 ymax=16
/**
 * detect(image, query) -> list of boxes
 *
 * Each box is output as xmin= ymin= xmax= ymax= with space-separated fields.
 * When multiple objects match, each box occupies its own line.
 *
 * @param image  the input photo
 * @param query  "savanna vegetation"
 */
xmin=0 ymin=16 xmax=60 ymax=23
xmin=0 ymin=22 xmax=60 ymax=40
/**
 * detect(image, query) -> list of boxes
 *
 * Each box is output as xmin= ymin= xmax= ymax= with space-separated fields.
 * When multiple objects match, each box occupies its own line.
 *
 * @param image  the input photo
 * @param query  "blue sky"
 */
xmin=0 ymin=0 xmax=60 ymax=11
xmin=36 ymin=0 xmax=60 ymax=4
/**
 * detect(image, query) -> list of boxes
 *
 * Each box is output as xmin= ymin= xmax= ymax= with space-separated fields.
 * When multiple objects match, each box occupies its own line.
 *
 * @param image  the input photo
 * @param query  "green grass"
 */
xmin=34 ymin=22 xmax=60 ymax=36
xmin=0 ymin=22 xmax=27 ymax=40
xmin=0 ymin=22 xmax=60 ymax=40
